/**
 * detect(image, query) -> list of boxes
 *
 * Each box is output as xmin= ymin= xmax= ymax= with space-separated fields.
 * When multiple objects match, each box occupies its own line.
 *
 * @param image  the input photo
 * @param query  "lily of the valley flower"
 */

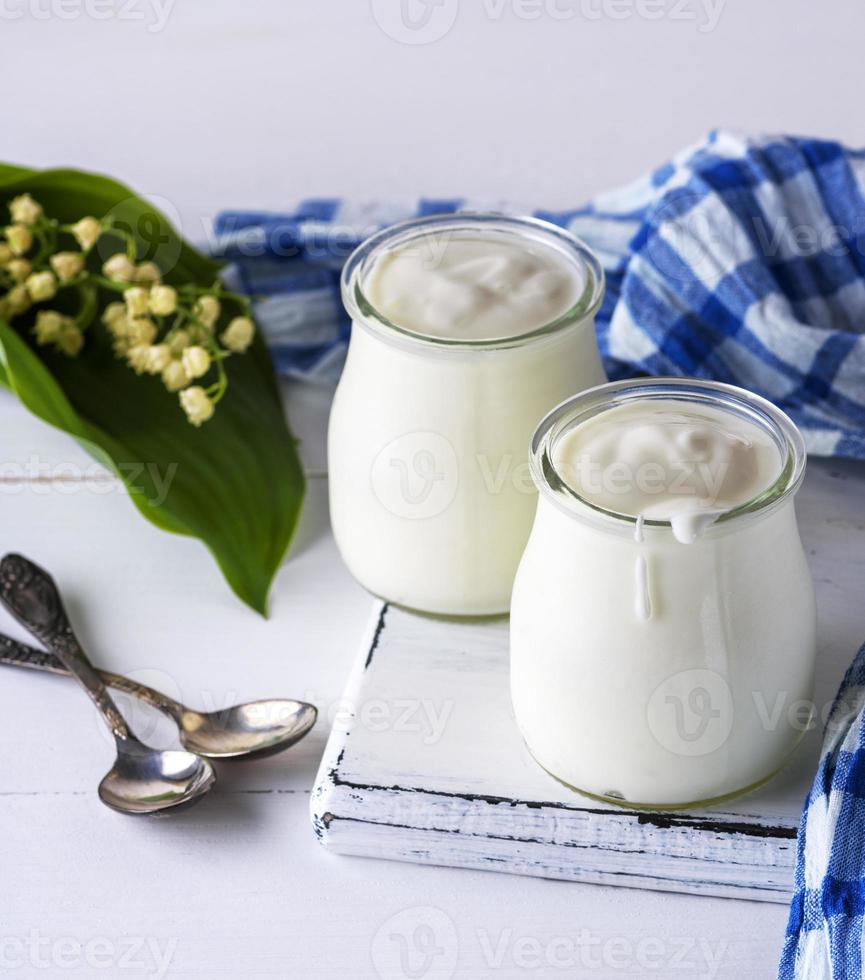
xmin=181 ymin=345 xmax=211 ymax=380
xmin=71 ymin=216 xmax=101 ymax=251
xmin=193 ymin=294 xmax=220 ymax=329
xmin=33 ymin=310 xmax=68 ymax=344
xmin=124 ymin=286 xmax=150 ymax=318
xmin=32 ymin=310 xmax=82 ymax=357
xmin=148 ymin=285 xmax=177 ymax=316
xmin=168 ymin=329 xmax=190 ymax=353
xmin=6 ymin=258 xmax=31 ymax=283
xmin=135 ymin=261 xmax=162 ymax=284
xmin=101 ymin=301 xmax=127 ymax=332
xmin=50 ymin=251 xmax=85 ymax=283
xmin=179 ymin=386 xmax=215 ymax=427
xmin=25 ymin=270 xmax=57 ymax=303
xmin=221 ymin=316 xmax=254 ymax=353
xmin=162 ymin=359 xmax=189 ymax=392
xmin=6 ymin=224 xmax=33 ymax=256
xmin=9 ymin=194 xmax=42 ymax=226
xmin=56 ymin=326 xmax=84 ymax=356
xmin=2 ymin=193 xmax=256 ymax=426
xmin=126 ymin=317 xmax=157 ymax=346
xmin=144 ymin=344 xmax=172 ymax=374
xmin=102 ymin=253 xmax=136 ymax=282
xmin=6 ymin=284 xmax=31 ymax=315
xmin=127 ymin=345 xmax=152 ymax=374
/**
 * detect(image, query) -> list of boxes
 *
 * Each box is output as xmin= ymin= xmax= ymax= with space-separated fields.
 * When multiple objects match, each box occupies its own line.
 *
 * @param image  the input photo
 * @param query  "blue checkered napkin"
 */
xmin=573 ymin=130 xmax=865 ymax=460
xmin=212 ymin=130 xmax=865 ymax=458
xmin=779 ymin=642 xmax=865 ymax=980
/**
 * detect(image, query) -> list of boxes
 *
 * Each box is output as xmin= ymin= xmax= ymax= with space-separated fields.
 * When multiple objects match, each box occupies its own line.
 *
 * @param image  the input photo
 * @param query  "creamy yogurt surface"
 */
xmin=552 ymin=399 xmax=783 ymax=542
xmin=363 ymin=233 xmax=582 ymax=341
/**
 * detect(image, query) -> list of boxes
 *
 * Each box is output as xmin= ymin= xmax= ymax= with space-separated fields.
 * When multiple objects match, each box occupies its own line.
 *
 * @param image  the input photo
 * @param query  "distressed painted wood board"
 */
xmin=311 ymin=460 xmax=865 ymax=902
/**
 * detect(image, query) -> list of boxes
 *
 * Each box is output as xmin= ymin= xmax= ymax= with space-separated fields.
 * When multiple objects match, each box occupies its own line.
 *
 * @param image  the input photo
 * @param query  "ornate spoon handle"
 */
xmin=0 ymin=633 xmax=67 ymax=674
xmin=0 ymin=632 xmax=184 ymax=720
xmin=0 ymin=554 xmax=132 ymax=741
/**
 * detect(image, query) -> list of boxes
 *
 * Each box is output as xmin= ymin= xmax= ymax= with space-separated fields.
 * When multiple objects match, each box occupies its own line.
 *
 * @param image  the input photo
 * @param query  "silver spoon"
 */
xmin=0 ymin=633 xmax=318 ymax=760
xmin=0 ymin=554 xmax=216 ymax=815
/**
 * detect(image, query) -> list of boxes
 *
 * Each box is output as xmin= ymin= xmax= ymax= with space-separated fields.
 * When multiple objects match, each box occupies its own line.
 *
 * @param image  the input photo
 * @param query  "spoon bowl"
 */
xmin=99 ymin=742 xmax=216 ymax=815
xmin=179 ymin=699 xmax=318 ymax=760
xmin=0 ymin=634 xmax=319 ymax=763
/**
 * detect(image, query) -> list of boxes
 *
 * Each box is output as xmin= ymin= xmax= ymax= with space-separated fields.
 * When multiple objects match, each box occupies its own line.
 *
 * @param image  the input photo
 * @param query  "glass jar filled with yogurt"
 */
xmin=511 ymin=378 xmax=816 ymax=808
xmin=329 ymin=214 xmax=606 ymax=615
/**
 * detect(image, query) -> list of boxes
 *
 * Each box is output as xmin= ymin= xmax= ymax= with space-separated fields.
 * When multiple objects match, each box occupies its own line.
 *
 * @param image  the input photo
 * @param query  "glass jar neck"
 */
xmin=341 ymin=212 xmax=605 ymax=353
xmin=530 ymin=378 xmax=807 ymax=536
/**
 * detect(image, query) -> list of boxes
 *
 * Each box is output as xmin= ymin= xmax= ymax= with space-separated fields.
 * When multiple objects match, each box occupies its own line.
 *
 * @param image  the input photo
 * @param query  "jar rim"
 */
xmin=340 ymin=212 xmax=605 ymax=351
xmin=530 ymin=378 xmax=807 ymax=533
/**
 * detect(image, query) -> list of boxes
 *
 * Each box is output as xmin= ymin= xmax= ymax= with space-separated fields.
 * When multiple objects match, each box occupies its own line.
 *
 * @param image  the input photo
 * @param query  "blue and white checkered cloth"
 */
xmin=212 ymin=129 xmax=865 ymax=459
xmin=780 ymin=642 xmax=865 ymax=979
xmin=213 ymin=131 xmax=865 ymax=975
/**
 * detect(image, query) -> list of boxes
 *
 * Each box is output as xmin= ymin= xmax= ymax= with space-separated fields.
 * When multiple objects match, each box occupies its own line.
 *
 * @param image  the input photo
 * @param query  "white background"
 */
xmin=5 ymin=1 xmax=865 ymax=230
xmin=1 ymin=2 xmax=864 ymax=978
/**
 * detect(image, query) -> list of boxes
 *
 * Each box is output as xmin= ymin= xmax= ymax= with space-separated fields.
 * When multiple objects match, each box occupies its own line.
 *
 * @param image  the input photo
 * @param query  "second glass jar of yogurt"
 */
xmin=511 ymin=378 xmax=817 ymax=808
xmin=329 ymin=213 xmax=606 ymax=615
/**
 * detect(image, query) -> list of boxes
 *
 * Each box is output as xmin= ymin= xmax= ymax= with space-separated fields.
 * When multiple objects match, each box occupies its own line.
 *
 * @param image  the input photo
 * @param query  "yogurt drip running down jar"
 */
xmin=329 ymin=214 xmax=606 ymax=615
xmin=510 ymin=379 xmax=817 ymax=808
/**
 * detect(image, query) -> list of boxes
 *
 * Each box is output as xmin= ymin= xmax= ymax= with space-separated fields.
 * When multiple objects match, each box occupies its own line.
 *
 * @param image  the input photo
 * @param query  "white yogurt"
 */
xmin=510 ymin=380 xmax=816 ymax=807
xmin=365 ymin=235 xmax=581 ymax=341
xmin=329 ymin=214 xmax=606 ymax=615
xmin=552 ymin=399 xmax=783 ymax=537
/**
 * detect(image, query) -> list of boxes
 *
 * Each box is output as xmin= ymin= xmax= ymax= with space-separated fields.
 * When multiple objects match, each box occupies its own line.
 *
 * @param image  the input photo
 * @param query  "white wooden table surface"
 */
xmin=1 ymin=378 xmax=835 ymax=980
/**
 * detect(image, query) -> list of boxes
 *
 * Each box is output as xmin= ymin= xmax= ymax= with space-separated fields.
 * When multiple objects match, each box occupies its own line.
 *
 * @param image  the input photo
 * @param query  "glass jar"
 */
xmin=329 ymin=213 xmax=606 ymax=615
xmin=510 ymin=378 xmax=817 ymax=808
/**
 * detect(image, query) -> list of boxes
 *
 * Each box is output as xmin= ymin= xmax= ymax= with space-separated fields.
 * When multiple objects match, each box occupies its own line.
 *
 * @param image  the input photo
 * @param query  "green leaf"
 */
xmin=0 ymin=167 xmax=305 ymax=615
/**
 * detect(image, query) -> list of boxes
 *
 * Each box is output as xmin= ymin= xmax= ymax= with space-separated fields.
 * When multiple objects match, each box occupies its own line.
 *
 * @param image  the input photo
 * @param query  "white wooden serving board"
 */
xmin=311 ymin=459 xmax=865 ymax=903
